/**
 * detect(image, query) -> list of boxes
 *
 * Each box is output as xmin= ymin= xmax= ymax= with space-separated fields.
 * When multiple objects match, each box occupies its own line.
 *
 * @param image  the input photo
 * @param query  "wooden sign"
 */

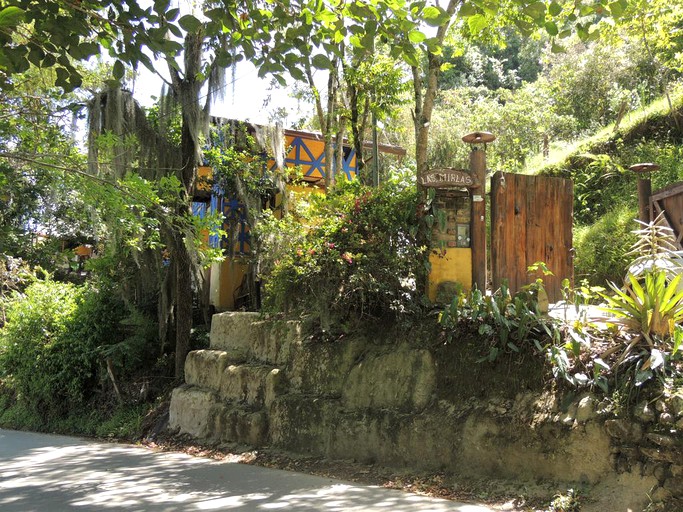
xmin=419 ymin=168 xmax=475 ymax=188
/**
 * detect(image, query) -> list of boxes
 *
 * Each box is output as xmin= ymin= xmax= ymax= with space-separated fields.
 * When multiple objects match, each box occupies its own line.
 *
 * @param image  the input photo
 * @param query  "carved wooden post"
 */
xmin=463 ymin=131 xmax=495 ymax=291
xmin=629 ymin=162 xmax=659 ymax=224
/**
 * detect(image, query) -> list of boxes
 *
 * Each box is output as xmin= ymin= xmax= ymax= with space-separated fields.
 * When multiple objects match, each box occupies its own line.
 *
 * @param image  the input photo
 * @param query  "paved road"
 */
xmin=0 ymin=429 xmax=494 ymax=511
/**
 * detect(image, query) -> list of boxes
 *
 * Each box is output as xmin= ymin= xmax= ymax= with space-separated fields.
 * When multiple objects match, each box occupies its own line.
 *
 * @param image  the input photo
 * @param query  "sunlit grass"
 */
xmin=526 ymin=86 xmax=683 ymax=175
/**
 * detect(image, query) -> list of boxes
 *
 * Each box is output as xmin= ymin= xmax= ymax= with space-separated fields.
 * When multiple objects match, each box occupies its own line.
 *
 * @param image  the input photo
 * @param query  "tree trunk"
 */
xmin=173 ymin=230 xmax=193 ymax=379
xmin=348 ymin=81 xmax=367 ymax=183
xmin=335 ymin=119 xmax=346 ymax=180
xmin=411 ymin=0 xmax=460 ymax=294
xmin=172 ymin=79 xmax=201 ymax=380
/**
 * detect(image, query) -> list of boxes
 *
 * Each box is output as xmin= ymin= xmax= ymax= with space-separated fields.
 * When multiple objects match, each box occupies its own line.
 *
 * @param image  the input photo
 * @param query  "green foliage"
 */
xmin=574 ymin=205 xmax=639 ymax=286
xmin=344 ymin=53 xmax=409 ymax=123
xmin=0 ymin=277 xmax=156 ymax=420
xmin=595 ymin=216 xmax=683 ymax=386
xmin=548 ymin=489 xmax=581 ymax=512
xmin=203 ymin=129 xmax=277 ymax=201
xmin=571 ymin=153 xmax=633 ymax=225
xmin=0 ymin=66 xmax=94 ymax=264
xmin=0 ymin=254 xmax=34 ymax=326
xmin=544 ymin=37 xmax=664 ymax=132
xmin=0 ymin=0 xmax=189 ymax=91
xmin=439 ymin=280 xmax=561 ymax=363
xmin=94 ymin=403 xmax=147 ymax=439
xmin=429 ymin=83 xmax=578 ymax=172
xmin=559 ymin=218 xmax=683 ymax=393
xmin=601 ymin=272 xmax=683 ymax=338
xmin=0 ymin=396 xmax=148 ymax=439
xmin=0 ymin=280 xmax=91 ymax=417
xmin=257 ymin=172 xmax=421 ymax=331
xmin=440 ymin=30 xmax=544 ymax=90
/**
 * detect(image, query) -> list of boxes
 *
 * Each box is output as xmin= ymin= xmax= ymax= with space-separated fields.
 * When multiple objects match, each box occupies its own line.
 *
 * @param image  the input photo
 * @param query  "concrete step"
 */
xmin=169 ymin=385 xmax=268 ymax=446
xmin=185 ymin=350 xmax=288 ymax=408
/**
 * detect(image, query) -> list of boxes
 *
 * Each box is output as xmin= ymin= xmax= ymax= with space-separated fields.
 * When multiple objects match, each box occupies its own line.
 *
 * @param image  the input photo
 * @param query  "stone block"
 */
xmin=218 ymin=364 xmax=285 ymax=408
xmin=641 ymin=460 xmax=668 ymax=482
xmin=646 ymin=433 xmax=677 ymax=447
xmin=209 ymin=311 xmax=262 ymax=356
xmin=216 ymin=407 xmax=268 ymax=446
xmin=168 ymin=385 xmax=222 ymax=440
xmin=650 ymin=486 xmax=673 ymax=503
xmin=604 ymin=419 xmax=642 ymax=442
xmin=575 ymin=394 xmax=598 ymax=423
xmin=664 ymin=476 xmax=683 ymax=498
xmin=251 ymin=319 xmax=303 ymax=364
xmin=342 ymin=346 xmax=436 ymax=411
xmin=184 ymin=350 xmax=231 ymax=392
xmin=669 ymin=393 xmax=683 ymax=417
xmin=289 ymin=338 xmax=366 ymax=396
xmin=326 ymin=406 xmax=461 ymax=470
xmin=268 ymin=395 xmax=339 ymax=454
xmin=269 ymin=397 xmax=462 ymax=471
xmin=634 ymin=400 xmax=656 ymax=423
xmin=265 ymin=368 xmax=287 ymax=407
xmin=641 ymin=446 xmax=683 ymax=465
xmin=659 ymin=412 xmax=675 ymax=425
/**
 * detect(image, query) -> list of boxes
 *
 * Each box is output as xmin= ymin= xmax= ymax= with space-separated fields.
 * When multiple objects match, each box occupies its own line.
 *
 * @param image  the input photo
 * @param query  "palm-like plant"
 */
xmin=602 ymin=272 xmax=683 ymax=338
xmin=599 ymin=212 xmax=683 ymax=374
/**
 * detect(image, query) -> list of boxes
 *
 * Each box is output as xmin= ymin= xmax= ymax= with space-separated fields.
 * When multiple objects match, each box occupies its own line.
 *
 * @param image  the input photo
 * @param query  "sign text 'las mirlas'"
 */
xmin=418 ymin=169 xmax=475 ymax=188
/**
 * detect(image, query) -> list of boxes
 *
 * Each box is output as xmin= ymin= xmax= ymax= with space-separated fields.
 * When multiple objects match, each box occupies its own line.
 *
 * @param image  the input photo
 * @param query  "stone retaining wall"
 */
xmin=169 ymin=312 xmax=683 ymax=510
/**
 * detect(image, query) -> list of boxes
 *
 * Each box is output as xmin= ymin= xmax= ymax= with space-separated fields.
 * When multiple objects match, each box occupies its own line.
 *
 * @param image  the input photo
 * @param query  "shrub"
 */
xmin=0 ymin=280 xmax=91 ymax=418
xmin=256 ymin=172 xmax=421 ymax=331
xmin=438 ymin=279 xmax=560 ymax=363
xmin=0 ymin=277 xmax=156 ymax=421
xmin=0 ymin=254 xmax=34 ymax=328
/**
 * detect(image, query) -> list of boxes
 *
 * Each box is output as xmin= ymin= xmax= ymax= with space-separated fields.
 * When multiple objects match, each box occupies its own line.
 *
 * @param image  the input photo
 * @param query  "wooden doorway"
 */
xmin=490 ymin=172 xmax=574 ymax=302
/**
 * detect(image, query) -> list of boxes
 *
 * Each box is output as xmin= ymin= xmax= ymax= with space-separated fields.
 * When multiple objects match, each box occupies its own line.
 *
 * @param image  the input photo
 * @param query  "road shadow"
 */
xmin=0 ymin=429 xmax=492 ymax=511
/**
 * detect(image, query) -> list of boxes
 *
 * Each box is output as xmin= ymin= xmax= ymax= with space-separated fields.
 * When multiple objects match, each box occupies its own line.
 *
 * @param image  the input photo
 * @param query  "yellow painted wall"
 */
xmin=197 ymin=166 xmax=212 ymax=192
xmin=210 ymin=258 xmax=250 ymax=311
xmin=428 ymin=248 xmax=472 ymax=302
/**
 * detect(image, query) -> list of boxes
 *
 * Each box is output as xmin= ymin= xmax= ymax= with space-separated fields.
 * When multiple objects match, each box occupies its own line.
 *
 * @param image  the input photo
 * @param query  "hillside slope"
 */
xmin=526 ymin=88 xmax=683 ymax=285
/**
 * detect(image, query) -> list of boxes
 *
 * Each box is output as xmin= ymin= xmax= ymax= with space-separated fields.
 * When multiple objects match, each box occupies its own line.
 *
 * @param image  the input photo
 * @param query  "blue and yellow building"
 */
xmin=193 ymin=121 xmax=406 ymax=311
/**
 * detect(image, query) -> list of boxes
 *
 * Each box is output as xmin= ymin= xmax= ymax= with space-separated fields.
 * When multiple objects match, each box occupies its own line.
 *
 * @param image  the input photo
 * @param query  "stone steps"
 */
xmin=185 ymin=350 xmax=287 ymax=409
xmin=209 ymin=312 xmax=302 ymax=365
xmin=170 ymin=312 xmax=298 ymax=446
xmin=169 ymin=385 xmax=268 ymax=445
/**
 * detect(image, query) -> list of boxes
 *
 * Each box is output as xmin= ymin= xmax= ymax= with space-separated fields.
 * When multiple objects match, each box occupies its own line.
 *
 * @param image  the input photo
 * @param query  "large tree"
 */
xmin=0 ymin=0 xmax=252 ymax=378
xmin=0 ymin=0 xmax=647 ymax=373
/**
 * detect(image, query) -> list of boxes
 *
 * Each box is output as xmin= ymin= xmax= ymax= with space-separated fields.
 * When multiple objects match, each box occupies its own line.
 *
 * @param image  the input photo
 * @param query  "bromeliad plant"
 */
xmin=598 ymin=213 xmax=683 ymax=385
xmin=602 ymin=272 xmax=683 ymax=339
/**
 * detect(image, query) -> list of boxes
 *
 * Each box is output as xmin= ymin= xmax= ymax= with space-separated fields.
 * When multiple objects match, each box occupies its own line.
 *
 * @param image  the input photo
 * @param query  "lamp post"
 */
xmin=629 ymin=162 xmax=660 ymax=224
xmin=462 ymin=131 xmax=495 ymax=291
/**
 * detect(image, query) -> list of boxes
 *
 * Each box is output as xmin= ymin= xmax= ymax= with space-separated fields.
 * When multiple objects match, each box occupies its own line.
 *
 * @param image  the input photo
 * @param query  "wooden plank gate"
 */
xmin=650 ymin=182 xmax=683 ymax=250
xmin=490 ymin=172 xmax=574 ymax=303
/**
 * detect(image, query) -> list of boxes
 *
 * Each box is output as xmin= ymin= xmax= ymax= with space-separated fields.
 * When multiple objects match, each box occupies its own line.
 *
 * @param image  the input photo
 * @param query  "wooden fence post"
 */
xmin=462 ymin=132 xmax=495 ymax=291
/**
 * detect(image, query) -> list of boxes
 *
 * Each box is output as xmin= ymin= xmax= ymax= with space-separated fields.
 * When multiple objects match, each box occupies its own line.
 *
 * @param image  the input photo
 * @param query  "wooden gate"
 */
xmin=490 ymin=172 xmax=573 ymax=302
xmin=650 ymin=182 xmax=683 ymax=249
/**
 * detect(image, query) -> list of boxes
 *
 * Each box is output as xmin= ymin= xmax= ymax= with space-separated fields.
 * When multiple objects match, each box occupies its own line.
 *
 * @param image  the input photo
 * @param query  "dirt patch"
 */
xmin=430 ymin=328 xmax=549 ymax=403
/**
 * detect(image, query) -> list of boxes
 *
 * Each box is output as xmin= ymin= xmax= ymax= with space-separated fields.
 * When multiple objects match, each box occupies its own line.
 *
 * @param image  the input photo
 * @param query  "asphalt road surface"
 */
xmin=0 ymin=429 xmax=495 ymax=511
